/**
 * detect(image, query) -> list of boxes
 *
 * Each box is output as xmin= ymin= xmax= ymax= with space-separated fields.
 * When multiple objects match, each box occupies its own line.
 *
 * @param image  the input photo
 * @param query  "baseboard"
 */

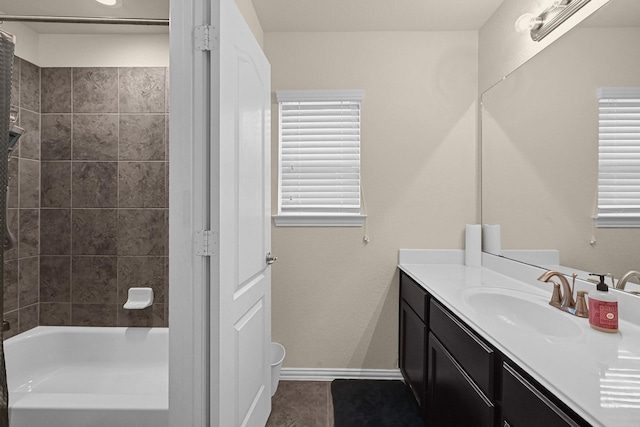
xmin=279 ymin=368 xmax=403 ymax=381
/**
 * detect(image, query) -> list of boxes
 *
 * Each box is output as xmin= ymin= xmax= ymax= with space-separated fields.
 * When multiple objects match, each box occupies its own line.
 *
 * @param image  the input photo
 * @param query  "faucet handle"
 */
xmin=549 ymin=281 xmax=562 ymax=307
xmin=575 ymin=291 xmax=589 ymax=318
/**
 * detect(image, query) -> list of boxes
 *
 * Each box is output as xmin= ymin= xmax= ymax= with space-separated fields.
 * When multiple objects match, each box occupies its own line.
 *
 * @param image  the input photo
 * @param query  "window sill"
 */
xmin=273 ymin=214 xmax=367 ymax=227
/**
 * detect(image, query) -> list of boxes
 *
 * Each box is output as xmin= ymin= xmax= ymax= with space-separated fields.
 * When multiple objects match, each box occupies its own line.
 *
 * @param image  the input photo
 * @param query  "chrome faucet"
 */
xmin=538 ymin=271 xmax=587 ymax=317
xmin=616 ymin=270 xmax=640 ymax=291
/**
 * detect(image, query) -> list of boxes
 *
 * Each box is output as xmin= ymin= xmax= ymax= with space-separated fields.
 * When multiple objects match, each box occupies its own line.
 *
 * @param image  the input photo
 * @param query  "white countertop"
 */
xmin=399 ymin=250 xmax=640 ymax=427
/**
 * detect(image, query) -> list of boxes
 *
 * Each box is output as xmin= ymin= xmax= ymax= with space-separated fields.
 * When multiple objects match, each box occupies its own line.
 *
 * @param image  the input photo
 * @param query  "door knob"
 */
xmin=266 ymin=252 xmax=278 ymax=265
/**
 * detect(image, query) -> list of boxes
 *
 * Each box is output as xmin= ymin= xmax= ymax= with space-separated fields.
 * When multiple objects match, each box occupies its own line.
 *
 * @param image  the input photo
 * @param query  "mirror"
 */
xmin=481 ymin=0 xmax=640 ymax=288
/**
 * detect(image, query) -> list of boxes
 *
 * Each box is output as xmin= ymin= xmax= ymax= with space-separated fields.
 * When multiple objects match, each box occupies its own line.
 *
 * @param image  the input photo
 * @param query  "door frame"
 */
xmin=168 ymin=0 xmax=214 ymax=425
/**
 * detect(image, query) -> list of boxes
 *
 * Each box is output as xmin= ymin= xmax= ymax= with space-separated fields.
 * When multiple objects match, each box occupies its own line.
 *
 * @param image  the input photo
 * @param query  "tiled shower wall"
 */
xmin=2 ymin=60 xmax=169 ymax=338
xmin=3 ymin=57 xmax=41 ymax=338
xmin=39 ymin=66 xmax=169 ymax=328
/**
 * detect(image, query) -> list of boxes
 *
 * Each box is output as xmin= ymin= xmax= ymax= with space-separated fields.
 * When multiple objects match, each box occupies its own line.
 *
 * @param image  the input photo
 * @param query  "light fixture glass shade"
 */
xmin=95 ymin=0 xmax=119 ymax=6
xmin=515 ymin=13 xmax=544 ymax=33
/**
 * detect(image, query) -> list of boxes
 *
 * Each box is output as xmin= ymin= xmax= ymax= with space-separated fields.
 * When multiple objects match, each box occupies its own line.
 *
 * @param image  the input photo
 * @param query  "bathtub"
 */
xmin=4 ymin=326 xmax=168 ymax=427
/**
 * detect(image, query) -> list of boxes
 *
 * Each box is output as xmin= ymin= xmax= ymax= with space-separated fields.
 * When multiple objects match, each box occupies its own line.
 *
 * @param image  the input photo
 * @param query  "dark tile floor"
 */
xmin=267 ymin=381 xmax=334 ymax=427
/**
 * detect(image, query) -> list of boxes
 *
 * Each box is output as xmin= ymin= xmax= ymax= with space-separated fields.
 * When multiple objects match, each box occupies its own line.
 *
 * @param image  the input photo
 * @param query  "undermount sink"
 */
xmin=461 ymin=287 xmax=583 ymax=339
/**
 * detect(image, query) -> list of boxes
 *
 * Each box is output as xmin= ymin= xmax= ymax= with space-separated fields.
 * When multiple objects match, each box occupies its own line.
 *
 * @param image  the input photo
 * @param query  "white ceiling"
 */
xmin=251 ymin=0 xmax=504 ymax=32
xmin=0 ymin=0 xmax=504 ymax=35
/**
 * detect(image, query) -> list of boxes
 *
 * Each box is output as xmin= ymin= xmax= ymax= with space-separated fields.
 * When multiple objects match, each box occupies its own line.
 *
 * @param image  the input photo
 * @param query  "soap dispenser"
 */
xmin=588 ymin=273 xmax=618 ymax=333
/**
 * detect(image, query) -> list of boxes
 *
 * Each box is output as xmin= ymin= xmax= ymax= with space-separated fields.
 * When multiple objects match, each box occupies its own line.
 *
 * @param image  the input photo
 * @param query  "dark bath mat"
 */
xmin=331 ymin=379 xmax=425 ymax=427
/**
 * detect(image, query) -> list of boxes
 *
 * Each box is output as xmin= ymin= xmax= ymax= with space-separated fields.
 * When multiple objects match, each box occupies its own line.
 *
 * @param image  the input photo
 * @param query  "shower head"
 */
xmin=8 ymin=123 xmax=23 ymax=158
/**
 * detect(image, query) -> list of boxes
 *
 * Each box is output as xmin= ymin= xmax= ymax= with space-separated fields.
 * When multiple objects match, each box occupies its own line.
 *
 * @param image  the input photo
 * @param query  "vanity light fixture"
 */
xmin=515 ymin=0 xmax=591 ymax=41
xmin=95 ymin=0 xmax=121 ymax=6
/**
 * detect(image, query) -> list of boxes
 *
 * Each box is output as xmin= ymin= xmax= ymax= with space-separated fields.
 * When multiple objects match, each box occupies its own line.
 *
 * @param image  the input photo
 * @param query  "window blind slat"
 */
xmin=278 ymin=92 xmax=362 ymax=215
xmin=597 ymin=87 xmax=640 ymax=226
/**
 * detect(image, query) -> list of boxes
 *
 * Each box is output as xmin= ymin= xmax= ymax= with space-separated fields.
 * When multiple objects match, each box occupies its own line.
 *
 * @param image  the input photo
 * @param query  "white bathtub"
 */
xmin=4 ymin=326 xmax=168 ymax=427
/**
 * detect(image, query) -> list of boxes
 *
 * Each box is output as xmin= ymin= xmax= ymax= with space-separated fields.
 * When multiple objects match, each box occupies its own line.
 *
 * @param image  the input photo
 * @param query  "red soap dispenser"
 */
xmin=588 ymin=273 xmax=619 ymax=333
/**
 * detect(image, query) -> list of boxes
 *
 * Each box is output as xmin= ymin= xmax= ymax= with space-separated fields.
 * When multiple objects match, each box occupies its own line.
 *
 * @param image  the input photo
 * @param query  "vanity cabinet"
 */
xmin=399 ymin=269 xmax=591 ymax=427
xmin=427 ymin=333 xmax=495 ymax=427
xmin=398 ymin=272 xmax=428 ymax=419
xmin=427 ymin=300 xmax=496 ymax=427
xmin=502 ymin=362 xmax=589 ymax=427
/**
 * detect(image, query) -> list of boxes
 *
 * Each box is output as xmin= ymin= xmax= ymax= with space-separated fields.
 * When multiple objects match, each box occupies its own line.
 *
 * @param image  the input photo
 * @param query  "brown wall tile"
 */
xmin=117 ymin=256 xmax=165 ymax=304
xmin=3 ymin=57 xmax=42 ymax=334
xmin=72 ymin=114 xmax=118 ymax=160
xmin=20 ymin=60 xmax=40 ymax=113
xmin=41 ymin=114 xmax=72 ymax=160
xmin=35 ymin=64 xmax=171 ymax=329
xmin=117 ymin=304 xmax=165 ymax=327
xmin=40 ymin=209 xmax=71 ymax=255
xmin=18 ymin=209 xmax=39 ymax=258
xmin=41 ymin=162 xmax=71 ymax=208
xmin=5 ymin=209 xmax=18 ymax=260
xmin=40 ymin=256 xmax=71 ymax=302
xmin=118 ymin=162 xmax=165 ymax=208
xmin=19 ymin=108 xmax=40 ymax=160
xmin=119 ymin=67 xmax=166 ymax=113
xmin=119 ymin=115 xmax=165 ymax=160
xmin=72 ymin=68 xmax=118 ymax=113
xmin=71 ymin=303 xmax=117 ymax=326
xmin=7 ymin=159 xmax=18 ymax=208
xmin=40 ymin=302 xmax=71 ymax=326
xmin=165 ymin=72 xmax=170 ymax=114
xmin=3 ymin=260 xmax=18 ymax=312
xmin=18 ymin=159 xmax=40 ymax=208
xmin=117 ymin=209 xmax=165 ymax=255
xmin=71 ymin=256 xmax=117 ymax=304
xmin=10 ymin=57 xmax=20 ymax=108
xmin=19 ymin=257 xmax=39 ymax=307
xmin=164 ymin=116 xmax=169 ymax=161
xmin=3 ymin=311 xmax=19 ymax=339
xmin=72 ymin=209 xmax=117 ymax=255
xmin=72 ymin=162 xmax=118 ymax=208
xmin=18 ymin=304 xmax=38 ymax=334
xmin=41 ymin=68 xmax=72 ymax=113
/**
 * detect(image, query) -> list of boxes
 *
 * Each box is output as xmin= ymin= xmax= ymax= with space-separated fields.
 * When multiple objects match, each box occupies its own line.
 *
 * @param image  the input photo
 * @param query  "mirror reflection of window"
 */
xmin=596 ymin=87 xmax=640 ymax=228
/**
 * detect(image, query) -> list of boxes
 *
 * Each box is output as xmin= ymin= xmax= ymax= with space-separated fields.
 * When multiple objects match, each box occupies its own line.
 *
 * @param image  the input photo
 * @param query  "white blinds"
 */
xmin=277 ymin=90 xmax=363 ymax=215
xmin=596 ymin=87 xmax=640 ymax=227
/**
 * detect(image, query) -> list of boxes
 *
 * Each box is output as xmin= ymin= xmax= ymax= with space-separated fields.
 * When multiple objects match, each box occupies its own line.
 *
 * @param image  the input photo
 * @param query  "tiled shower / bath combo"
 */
xmin=3 ymin=57 xmax=170 ymax=337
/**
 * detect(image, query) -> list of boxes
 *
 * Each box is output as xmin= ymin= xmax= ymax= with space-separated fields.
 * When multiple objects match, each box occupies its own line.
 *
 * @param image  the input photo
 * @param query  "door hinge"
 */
xmin=194 ymin=230 xmax=217 ymax=256
xmin=194 ymin=25 xmax=218 ymax=51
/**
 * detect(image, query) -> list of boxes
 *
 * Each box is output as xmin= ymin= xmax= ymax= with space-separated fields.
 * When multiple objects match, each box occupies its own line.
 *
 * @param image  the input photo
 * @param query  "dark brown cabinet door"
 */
xmin=427 ymin=333 xmax=494 ymax=427
xmin=399 ymin=299 xmax=428 ymax=413
xmin=502 ymin=363 xmax=585 ymax=427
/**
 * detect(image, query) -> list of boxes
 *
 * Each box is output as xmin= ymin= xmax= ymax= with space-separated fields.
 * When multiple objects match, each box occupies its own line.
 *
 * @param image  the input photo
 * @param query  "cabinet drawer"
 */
xmin=400 ymin=271 xmax=428 ymax=322
xmin=502 ymin=363 xmax=584 ymax=427
xmin=429 ymin=300 xmax=494 ymax=398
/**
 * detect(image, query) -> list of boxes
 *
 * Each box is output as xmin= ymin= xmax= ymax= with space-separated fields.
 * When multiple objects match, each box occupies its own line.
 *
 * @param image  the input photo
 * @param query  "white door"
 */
xmin=213 ymin=0 xmax=272 ymax=426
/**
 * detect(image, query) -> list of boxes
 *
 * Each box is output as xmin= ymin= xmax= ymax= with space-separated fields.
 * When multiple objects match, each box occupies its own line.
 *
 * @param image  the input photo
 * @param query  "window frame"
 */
xmin=273 ymin=90 xmax=366 ymax=227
